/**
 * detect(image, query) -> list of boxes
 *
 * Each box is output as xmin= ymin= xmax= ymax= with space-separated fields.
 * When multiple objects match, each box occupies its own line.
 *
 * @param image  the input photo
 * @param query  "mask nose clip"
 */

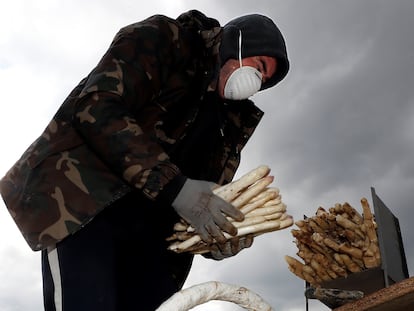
xmin=238 ymin=30 xmax=243 ymax=68
xmin=223 ymin=30 xmax=263 ymax=100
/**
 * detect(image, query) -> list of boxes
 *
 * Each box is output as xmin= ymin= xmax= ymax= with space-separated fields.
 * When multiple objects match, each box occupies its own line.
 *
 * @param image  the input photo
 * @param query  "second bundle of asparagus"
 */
xmin=167 ymin=165 xmax=294 ymax=254
xmin=285 ymin=198 xmax=381 ymax=287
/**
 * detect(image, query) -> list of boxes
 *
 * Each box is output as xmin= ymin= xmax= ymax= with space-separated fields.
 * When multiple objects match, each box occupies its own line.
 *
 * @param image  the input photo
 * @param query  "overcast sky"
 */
xmin=1 ymin=1 xmax=414 ymax=310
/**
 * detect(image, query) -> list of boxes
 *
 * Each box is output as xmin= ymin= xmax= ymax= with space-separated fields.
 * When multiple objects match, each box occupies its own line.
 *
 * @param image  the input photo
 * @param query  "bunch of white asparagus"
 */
xmin=285 ymin=198 xmax=381 ymax=287
xmin=167 ymin=165 xmax=294 ymax=254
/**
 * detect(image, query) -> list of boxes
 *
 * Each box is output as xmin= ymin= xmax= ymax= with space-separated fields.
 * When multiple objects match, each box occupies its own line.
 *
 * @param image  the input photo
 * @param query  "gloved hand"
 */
xmin=172 ymin=178 xmax=244 ymax=244
xmin=208 ymin=234 xmax=254 ymax=260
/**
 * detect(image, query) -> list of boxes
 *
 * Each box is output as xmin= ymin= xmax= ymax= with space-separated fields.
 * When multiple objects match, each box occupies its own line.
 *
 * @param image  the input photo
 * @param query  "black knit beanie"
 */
xmin=220 ymin=14 xmax=290 ymax=90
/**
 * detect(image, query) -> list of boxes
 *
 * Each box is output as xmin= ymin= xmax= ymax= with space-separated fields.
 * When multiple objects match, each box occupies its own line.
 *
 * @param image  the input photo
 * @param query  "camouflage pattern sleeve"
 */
xmin=0 ymin=11 xmax=226 ymax=250
xmin=73 ymin=15 xmax=186 ymax=199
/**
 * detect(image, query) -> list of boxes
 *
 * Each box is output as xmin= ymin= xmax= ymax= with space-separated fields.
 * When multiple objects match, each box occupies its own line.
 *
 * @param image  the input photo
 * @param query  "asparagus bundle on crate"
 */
xmin=285 ymin=198 xmax=381 ymax=287
xmin=167 ymin=165 xmax=294 ymax=254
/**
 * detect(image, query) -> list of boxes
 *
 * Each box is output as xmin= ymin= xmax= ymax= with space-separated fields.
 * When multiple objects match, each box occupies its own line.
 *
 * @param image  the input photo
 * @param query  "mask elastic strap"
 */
xmin=238 ymin=30 xmax=243 ymax=67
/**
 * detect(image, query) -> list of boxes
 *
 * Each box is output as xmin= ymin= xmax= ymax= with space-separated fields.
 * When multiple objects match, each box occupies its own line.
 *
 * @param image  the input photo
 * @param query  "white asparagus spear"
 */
xmin=245 ymin=187 xmax=280 ymax=204
xmin=238 ymin=197 xmax=283 ymax=214
xmin=168 ymin=220 xmax=281 ymax=252
xmin=244 ymin=204 xmax=286 ymax=217
xmin=230 ymin=176 xmax=274 ymax=209
xmin=213 ymin=165 xmax=270 ymax=202
xmin=169 ymin=216 xmax=294 ymax=253
xmin=192 ymin=216 xmax=294 ymax=254
xmin=173 ymin=222 xmax=188 ymax=232
xmin=237 ymin=191 xmax=278 ymax=214
xmin=263 ymin=212 xmax=286 ymax=221
xmin=232 ymin=215 xmax=270 ymax=228
xmin=263 ymin=197 xmax=282 ymax=207
xmin=279 ymin=216 xmax=295 ymax=230
xmin=233 ymin=212 xmax=286 ymax=228
xmin=168 ymin=235 xmax=202 ymax=252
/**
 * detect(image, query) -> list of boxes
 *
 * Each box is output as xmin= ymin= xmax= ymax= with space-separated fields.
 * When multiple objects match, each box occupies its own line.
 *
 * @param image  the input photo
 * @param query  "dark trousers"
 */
xmin=42 ymin=191 xmax=193 ymax=311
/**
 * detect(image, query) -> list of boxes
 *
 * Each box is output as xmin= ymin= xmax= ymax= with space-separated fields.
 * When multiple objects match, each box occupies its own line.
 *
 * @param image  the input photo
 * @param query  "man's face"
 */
xmin=217 ymin=56 xmax=278 ymax=99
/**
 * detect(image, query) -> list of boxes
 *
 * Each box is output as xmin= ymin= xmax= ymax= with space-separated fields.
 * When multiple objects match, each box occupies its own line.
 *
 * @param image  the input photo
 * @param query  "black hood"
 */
xmin=220 ymin=14 xmax=290 ymax=90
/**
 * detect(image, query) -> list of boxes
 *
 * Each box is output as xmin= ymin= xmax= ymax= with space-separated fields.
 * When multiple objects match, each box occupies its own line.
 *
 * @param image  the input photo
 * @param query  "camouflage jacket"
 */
xmin=0 ymin=10 xmax=264 ymax=251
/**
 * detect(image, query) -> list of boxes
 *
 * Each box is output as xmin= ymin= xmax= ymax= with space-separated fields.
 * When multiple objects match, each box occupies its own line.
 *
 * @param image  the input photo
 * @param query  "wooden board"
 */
xmin=333 ymin=277 xmax=414 ymax=311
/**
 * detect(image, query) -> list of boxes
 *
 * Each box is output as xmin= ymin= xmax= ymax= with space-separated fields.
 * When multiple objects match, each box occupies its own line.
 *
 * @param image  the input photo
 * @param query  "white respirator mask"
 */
xmin=223 ymin=30 xmax=263 ymax=100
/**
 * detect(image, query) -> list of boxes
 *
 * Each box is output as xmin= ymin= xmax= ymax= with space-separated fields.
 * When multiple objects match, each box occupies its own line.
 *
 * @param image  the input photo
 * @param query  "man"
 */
xmin=0 ymin=9 xmax=289 ymax=311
